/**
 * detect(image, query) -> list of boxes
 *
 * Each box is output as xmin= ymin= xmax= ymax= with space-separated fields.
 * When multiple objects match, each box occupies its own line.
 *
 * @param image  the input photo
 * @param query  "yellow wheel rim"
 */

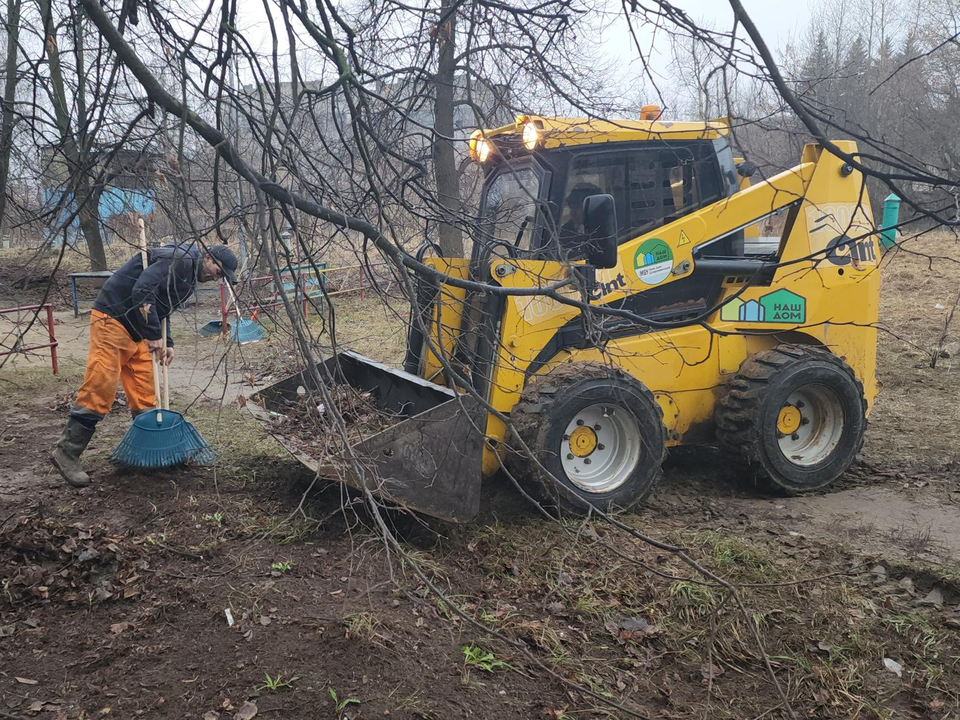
xmin=777 ymin=405 xmax=802 ymax=435
xmin=568 ymin=425 xmax=598 ymax=457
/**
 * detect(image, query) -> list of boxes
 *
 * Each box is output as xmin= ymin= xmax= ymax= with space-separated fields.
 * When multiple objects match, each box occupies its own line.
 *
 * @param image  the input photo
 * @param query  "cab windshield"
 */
xmin=477 ymin=164 xmax=542 ymax=254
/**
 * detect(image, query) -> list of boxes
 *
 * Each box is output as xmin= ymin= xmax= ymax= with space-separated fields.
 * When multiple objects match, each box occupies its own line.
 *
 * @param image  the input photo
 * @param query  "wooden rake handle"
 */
xmin=139 ymin=218 xmax=163 ymax=423
xmin=161 ymin=319 xmax=170 ymax=412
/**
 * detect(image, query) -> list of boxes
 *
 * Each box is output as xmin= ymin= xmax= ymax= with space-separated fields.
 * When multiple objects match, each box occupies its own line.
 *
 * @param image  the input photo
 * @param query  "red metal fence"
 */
xmin=218 ymin=263 xmax=382 ymax=332
xmin=0 ymin=304 xmax=59 ymax=374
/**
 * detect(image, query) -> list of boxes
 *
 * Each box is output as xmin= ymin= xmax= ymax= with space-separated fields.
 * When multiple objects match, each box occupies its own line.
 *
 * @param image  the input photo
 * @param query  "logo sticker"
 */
xmin=720 ymin=289 xmax=806 ymax=324
xmin=633 ymin=238 xmax=673 ymax=285
xmin=805 ymin=203 xmax=878 ymax=268
xmin=588 ymin=273 xmax=627 ymax=301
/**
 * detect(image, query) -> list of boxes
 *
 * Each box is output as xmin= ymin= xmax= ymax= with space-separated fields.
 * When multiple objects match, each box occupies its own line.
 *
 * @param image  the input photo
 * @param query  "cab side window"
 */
xmin=560 ymin=142 xmax=724 ymax=246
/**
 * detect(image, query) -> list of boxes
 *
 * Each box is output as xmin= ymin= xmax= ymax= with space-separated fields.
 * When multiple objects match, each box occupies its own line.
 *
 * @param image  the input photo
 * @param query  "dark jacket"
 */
xmin=94 ymin=244 xmax=203 ymax=347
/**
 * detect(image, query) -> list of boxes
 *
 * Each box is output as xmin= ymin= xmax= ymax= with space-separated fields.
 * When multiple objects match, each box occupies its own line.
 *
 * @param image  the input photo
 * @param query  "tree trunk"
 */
xmin=76 ymin=178 xmax=107 ymax=270
xmin=40 ymin=0 xmax=108 ymax=270
xmin=0 ymin=0 xmax=22 ymax=226
xmin=431 ymin=0 xmax=463 ymax=257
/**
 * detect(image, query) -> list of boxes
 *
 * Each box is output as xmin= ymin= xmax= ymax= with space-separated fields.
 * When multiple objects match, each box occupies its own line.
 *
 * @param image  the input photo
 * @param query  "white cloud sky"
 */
xmin=598 ymin=0 xmax=811 ymax=81
xmin=232 ymin=0 xmax=813 ymax=106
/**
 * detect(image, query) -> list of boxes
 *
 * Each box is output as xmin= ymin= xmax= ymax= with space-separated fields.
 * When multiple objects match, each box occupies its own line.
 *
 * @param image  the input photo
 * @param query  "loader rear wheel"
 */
xmin=715 ymin=344 xmax=867 ymax=493
xmin=509 ymin=363 xmax=667 ymax=515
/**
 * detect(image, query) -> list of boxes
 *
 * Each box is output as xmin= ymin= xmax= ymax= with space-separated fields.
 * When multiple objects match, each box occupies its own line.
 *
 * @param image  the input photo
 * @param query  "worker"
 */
xmin=559 ymin=182 xmax=603 ymax=258
xmin=51 ymin=242 xmax=238 ymax=488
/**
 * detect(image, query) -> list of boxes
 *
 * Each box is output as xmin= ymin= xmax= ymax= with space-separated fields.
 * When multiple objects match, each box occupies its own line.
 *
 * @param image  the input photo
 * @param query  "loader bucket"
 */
xmin=248 ymin=351 xmax=485 ymax=522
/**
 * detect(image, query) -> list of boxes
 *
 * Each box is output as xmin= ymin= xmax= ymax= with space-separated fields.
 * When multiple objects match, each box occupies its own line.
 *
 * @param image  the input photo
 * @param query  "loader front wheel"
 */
xmin=716 ymin=344 xmax=867 ymax=493
xmin=509 ymin=363 xmax=667 ymax=515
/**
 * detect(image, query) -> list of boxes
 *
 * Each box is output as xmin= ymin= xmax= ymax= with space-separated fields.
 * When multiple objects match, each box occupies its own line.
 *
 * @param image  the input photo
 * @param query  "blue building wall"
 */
xmin=42 ymin=187 xmax=155 ymax=244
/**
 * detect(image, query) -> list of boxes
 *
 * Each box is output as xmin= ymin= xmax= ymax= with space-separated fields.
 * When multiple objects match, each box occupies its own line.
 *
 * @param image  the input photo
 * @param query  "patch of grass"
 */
xmin=576 ymin=671 xmax=615 ymax=700
xmin=271 ymin=560 xmax=293 ymax=573
xmin=478 ymin=603 xmax=518 ymax=628
xmin=400 ymin=548 xmax=447 ymax=582
xmin=570 ymin=585 xmax=612 ymax=623
xmin=668 ymin=581 xmax=719 ymax=618
xmin=258 ymin=673 xmax=296 ymax=691
xmin=231 ymin=497 xmax=322 ymax=544
xmin=511 ymin=618 xmax=566 ymax=661
xmin=226 ymin=581 xmax=274 ymax=621
xmin=329 ymin=687 xmax=360 ymax=716
xmin=883 ymin=613 xmax=947 ymax=660
xmin=187 ymin=404 xmax=285 ymax=475
xmin=313 ymin=293 xmax=407 ymax=364
xmin=202 ymin=510 xmax=224 ymax=528
xmin=751 ymin=611 xmax=770 ymax=630
xmin=673 ymin=530 xmax=773 ymax=577
xmin=342 ymin=611 xmax=384 ymax=643
xmin=0 ymin=363 xmax=83 ymax=398
xmin=143 ymin=532 xmax=166 ymax=547
xmin=462 ymin=644 xmax=509 ymax=673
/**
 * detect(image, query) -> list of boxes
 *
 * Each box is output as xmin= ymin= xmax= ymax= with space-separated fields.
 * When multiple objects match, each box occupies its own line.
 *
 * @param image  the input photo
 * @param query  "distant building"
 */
xmin=39 ymin=145 xmax=161 ymax=244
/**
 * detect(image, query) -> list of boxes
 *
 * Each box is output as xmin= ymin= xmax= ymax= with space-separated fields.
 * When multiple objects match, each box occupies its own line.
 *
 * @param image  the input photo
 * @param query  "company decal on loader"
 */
xmin=516 ymin=264 xmax=629 ymax=324
xmin=588 ymin=273 xmax=627 ymax=300
xmin=720 ymin=289 xmax=806 ymax=324
xmin=805 ymin=203 xmax=878 ymax=267
xmin=633 ymin=238 xmax=673 ymax=285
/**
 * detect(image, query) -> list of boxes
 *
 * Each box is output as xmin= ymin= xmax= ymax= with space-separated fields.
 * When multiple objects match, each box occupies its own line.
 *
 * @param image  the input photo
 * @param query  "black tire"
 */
xmin=508 ymin=362 xmax=667 ymax=515
xmin=715 ymin=344 xmax=867 ymax=492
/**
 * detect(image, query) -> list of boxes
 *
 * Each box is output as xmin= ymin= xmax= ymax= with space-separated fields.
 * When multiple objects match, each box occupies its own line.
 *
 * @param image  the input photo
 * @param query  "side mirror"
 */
xmin=736 ymin=160 xmax=758 ymax=178
xmin=582 ymin=194 xmax=618 ymax=269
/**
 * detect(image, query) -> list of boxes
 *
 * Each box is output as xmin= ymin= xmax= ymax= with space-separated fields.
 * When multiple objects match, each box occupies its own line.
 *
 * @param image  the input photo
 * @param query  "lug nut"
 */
xmin=584 ymin=458 xmax=592 ymax=465
xmin=566 ymin=453 xmax=574 ymax=460
xmin=791 ymin=433 xmax=800 ymax=440
xmin=598 ymin=444 xmax=605 ymax=450
xmin=800 ymin=418 xmax=810 ymax=426
xmin=594 ymin=424 xmax=602 ymax=431
xmin=796 ymin=401 xmax=805 ymax=408
xmin=576 ymin=419 xmax=584 ymax=426
xmin=563 ymin=434 xmax=570 ymax=441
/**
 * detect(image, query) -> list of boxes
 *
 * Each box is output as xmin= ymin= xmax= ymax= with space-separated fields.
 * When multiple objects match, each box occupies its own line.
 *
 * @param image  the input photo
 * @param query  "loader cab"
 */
xmin=472 ymin=128 xmax=742 ymax=273
xmin=471 ymin=118 xmax=746 ymax=326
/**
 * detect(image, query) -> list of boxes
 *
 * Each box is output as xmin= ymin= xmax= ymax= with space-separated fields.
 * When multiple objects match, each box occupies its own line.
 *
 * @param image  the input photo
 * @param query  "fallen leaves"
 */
xmin=234 ymin=700 xmax=258 ymax=720
xmin=110 ymin=621 xmax=134 ymax=635
xmin=604 ymin=616 xmax=661 ymax=644
xmin=0 ymin=516 xmax=145 ymax=609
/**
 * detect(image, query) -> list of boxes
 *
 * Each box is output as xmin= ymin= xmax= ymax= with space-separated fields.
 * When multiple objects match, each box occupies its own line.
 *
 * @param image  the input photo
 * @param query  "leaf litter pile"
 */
xmin=0 ymin=516 xmax=145 ymax=611
xmin=264 ymin=384 xmax=399 ymax=463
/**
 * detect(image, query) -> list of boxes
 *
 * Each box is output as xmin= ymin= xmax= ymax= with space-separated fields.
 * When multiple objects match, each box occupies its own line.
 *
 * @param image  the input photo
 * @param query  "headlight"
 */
xmin=521 ymin=122 xmax=539 ymax=150
xmin=476 ymin=137 xmax=493 ymax=162
xmin=469 ymin=131 xmax=494 ymax=162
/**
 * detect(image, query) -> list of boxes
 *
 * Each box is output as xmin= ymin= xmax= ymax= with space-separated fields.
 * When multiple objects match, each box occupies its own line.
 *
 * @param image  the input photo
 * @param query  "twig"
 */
xmin=0 ymin=511 xmax=16 ymax=532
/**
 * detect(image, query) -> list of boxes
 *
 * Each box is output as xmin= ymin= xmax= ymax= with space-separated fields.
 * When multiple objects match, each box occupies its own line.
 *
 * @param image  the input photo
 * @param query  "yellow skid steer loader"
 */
xmin=251 ymin=111 xmax=881 ymax=522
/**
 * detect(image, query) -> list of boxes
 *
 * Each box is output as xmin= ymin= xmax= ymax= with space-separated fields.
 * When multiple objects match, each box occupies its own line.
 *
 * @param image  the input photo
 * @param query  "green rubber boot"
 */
xmin=51 ymin=418 xmax=96 ymax=488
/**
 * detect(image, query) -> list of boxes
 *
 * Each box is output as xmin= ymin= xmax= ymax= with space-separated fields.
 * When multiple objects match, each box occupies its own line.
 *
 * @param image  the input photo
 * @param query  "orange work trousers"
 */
xmin=75 ymin=310 xmax=157 ymax=418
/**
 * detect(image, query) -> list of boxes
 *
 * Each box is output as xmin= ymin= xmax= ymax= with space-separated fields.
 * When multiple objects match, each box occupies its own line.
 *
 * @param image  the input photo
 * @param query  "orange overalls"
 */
xmin=73 ymin=310 xmax=157 ymax=420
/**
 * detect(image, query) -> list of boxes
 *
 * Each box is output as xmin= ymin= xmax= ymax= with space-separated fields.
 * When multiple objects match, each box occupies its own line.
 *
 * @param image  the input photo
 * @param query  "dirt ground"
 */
xmin=2 ymin=235 xmax=960 ymax=719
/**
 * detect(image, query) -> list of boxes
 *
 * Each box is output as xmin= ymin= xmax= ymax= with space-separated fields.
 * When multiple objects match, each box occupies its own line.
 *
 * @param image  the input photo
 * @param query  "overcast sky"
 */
xmin=234 ymin=0 xmax=813 ymax=99
xmin=674 ymin=0 xmax=808 ymax=48
xmin=599 ymin=0 xmax=811 ymax=84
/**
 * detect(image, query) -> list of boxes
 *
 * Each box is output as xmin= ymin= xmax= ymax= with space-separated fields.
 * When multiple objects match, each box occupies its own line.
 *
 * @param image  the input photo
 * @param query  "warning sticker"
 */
xmin=677 ymin=230 xmax=691 ymax=246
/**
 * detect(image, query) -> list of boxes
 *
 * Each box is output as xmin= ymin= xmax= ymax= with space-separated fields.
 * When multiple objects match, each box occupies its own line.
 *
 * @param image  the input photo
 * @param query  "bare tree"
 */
xmin=0 ymin=0 xmax=22 ymax=227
